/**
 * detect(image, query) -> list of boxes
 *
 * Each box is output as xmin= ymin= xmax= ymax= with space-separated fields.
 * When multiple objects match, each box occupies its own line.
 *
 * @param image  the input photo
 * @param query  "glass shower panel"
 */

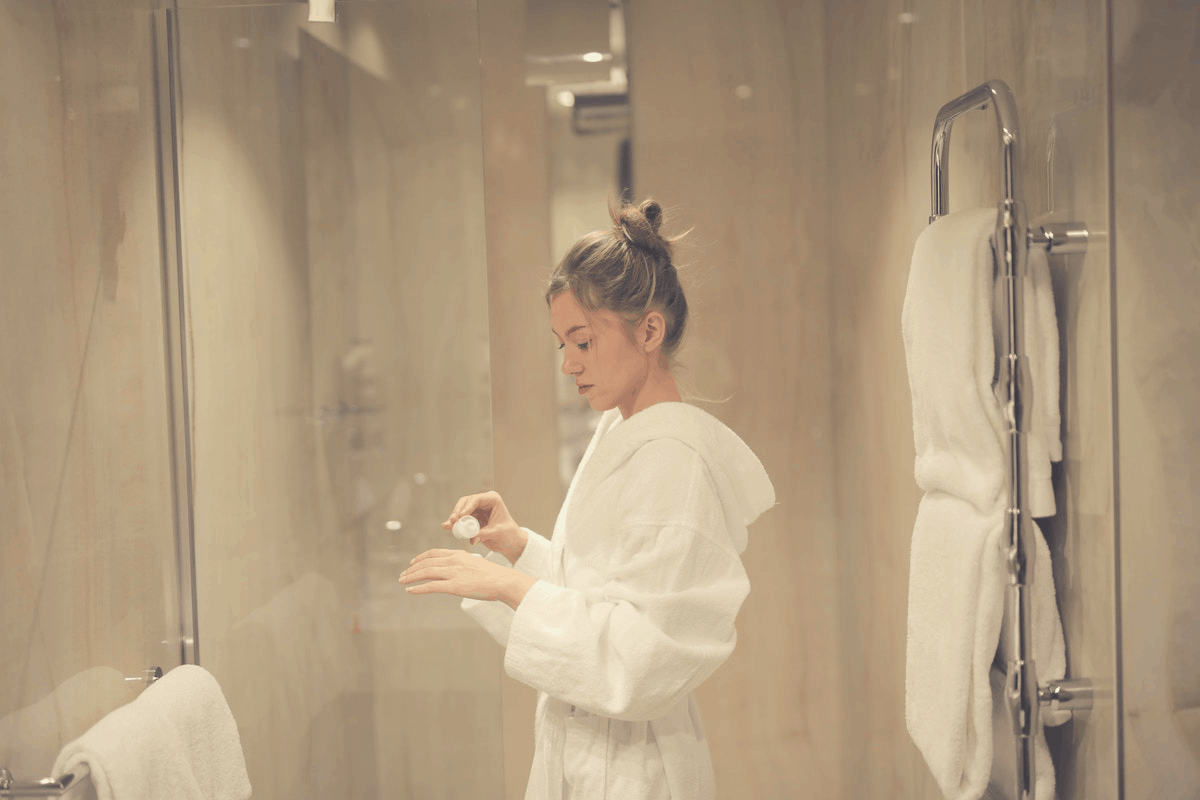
xmin=171 ymin=2 xmax=501 ymax=798
xmin=0 ymin=0 xmax=184 ymax=781
xmin=1112 ymin=3 xmax=1200 ymax=795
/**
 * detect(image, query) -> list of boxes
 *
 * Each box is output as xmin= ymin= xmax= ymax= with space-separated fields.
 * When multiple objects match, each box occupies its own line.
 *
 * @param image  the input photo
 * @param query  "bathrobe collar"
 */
xmin=566 ymin=402 xmax=775 ymax=554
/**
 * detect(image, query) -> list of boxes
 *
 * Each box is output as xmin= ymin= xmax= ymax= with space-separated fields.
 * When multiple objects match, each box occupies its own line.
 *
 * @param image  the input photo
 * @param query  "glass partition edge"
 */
xmin=152 ymin=6 xmax=199 ymax=667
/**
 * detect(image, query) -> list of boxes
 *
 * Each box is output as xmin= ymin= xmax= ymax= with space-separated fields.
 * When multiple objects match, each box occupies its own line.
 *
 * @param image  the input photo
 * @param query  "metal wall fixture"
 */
xmin=929 ymin=79 xmax=1094 ymax=800
xmin=0 ymin=667 xmax=160 ymax=798
xmin=0 ymin=767 xmax=89 ymax=799
xmin=124 ymin=666 xmax=164 ymax=686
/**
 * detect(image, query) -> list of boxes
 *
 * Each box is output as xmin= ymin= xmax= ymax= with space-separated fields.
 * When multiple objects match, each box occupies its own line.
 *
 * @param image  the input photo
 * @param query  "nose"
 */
xmin=561 ymin=351 xmax=582 ymax=376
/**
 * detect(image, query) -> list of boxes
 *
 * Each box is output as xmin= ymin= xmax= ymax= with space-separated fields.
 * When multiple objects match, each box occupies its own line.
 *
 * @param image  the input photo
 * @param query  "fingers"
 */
xmin=408 ymin=548 xmax=461 ymax=566
xmin=399 ymin=555 xmax=455 ymax=585
xmin=444 ymin=493 xmax=482 ymax=528
xmin=444 ymin=491 xmax=501 ymax=528
xmin=399 ymin=550 xmax=488 ymax=599
xmin=402 ymin=549 xmax=478 ymax=579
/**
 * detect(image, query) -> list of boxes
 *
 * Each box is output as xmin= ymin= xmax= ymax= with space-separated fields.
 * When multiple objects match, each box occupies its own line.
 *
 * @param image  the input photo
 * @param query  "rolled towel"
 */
xmin=51 ymin=664 xmax=251 ymax=800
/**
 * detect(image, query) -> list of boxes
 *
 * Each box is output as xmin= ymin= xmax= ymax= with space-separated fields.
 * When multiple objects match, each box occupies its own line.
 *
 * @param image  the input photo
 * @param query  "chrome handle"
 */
xmin=1039 ymin=677 xmax=1094 ymax=714
xmin=124 ymin=666 xmax=163 ymax=686
xmin=1028 ymin=222 xmax=1089 ymax=255
xmin=1 ymin=669 xmax=158 ymax=797
xmin=0 ymin=767 xmax=87 ymax=798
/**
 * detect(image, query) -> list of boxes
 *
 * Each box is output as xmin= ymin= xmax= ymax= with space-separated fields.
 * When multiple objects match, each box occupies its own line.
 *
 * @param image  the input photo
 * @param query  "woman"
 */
xmin=399 ymin=199 xmax=775 ymax=800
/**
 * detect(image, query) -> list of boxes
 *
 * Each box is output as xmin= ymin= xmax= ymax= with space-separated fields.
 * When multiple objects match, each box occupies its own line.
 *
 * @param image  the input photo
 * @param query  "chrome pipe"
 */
xmin=0 ymin=767 xmax=89 ymax=799
xmin=930 ymin=80 xmax=1022 ymax=223
xmin=1029 ymin=223 xmax=1089 ymax=255
xmin=1039 ymin=678 xmax=1095 ymax=714
xmin=999 ymin=190 xmax=1038 ymax=800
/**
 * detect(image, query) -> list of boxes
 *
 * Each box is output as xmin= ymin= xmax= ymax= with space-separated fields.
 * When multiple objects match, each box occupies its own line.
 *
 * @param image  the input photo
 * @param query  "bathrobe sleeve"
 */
xmin=460 ymin=527 xmax=556 ymax=646
xmin=511 ymin=527 xmax=555 ymax=581
xmin=502 ymin=439 xmax=751 ymax=722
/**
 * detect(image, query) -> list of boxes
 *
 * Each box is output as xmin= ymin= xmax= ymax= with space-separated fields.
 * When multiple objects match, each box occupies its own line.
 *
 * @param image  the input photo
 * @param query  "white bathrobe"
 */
xmin=462 ymin=402 xmax=775 ymax=800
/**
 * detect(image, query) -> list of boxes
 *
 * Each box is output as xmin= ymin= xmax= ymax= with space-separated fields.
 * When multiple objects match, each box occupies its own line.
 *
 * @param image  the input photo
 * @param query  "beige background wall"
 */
xmin=1112 ymin=2 xmax=1200 ymax=796
xmin=477 ymin=0 xmax=560 ymax=795
xmin=174 ymin=2 xmax=502 ymax=798
xmin=0 ymin=0 xmax=182 ymax=780
xmin=622 ymin=0 xmax=1120 ymax=797
xmin=4 ymin=1 xmax=1198 ymax=798
xmin=823 ymin=2 xmax=1119 ymax=798
xmin=625 ymin=2 xmax=842 ymax=796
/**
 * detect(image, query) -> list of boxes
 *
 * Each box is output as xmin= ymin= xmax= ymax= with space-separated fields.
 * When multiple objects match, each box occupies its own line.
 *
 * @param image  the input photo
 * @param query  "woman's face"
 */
xmin=550 ymin=291 xmax=651 ymax=418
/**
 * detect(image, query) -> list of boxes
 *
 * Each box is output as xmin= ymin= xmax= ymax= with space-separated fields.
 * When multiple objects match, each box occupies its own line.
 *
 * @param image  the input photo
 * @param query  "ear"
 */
xmin=639 ymin=309 xmax=667 ymax=353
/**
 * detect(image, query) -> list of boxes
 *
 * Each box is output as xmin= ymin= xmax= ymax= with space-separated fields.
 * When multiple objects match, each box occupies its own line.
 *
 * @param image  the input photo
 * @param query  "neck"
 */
xmin=620 ymin=365 xmax=681 ymax=419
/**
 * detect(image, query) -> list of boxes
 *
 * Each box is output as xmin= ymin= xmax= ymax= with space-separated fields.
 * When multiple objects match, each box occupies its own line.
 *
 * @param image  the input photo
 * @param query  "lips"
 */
xmin=577 ymin=384 xmax=592 ymax=394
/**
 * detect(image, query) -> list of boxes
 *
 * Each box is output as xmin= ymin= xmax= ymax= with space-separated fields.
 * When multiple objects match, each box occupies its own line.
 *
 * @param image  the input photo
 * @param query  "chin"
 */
xmin=585 ymin=394 xmax=613 ymax=412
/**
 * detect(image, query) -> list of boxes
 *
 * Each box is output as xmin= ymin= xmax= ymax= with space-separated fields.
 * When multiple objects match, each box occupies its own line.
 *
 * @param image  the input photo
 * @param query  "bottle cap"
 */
xmin=451 ymin=515 xmax=480 ymax=541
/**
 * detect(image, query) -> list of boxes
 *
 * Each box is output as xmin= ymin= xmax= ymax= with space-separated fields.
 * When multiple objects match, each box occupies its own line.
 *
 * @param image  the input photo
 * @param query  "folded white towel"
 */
xmin=1004 ymin=242 xmax=1062 ymax=517
xmin=0 ymin=667 xmax=133 ymax=780
xmin=902 ymin=209 xmax=1066 ymax=800
xmin=51 ymin=664 xmax=251 ymax=800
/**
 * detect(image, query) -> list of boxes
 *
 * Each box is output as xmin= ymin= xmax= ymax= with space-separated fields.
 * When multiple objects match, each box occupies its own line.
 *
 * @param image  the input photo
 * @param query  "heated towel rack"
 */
xmin=929 ymin=79 xmax=1093 ymax=800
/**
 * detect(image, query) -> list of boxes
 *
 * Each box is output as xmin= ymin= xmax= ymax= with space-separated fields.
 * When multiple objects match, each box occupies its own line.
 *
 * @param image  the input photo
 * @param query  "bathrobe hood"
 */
xmin=580 ymin=403 xmax=776 ymax=554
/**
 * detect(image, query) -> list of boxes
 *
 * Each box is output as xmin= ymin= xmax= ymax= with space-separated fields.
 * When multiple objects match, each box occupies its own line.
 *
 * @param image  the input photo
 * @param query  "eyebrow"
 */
xmin=553 ymin=324 xmax=589 ymax=340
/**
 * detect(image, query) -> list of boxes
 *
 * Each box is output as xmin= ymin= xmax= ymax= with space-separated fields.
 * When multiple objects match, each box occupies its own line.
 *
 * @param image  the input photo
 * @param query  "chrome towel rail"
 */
xmin=0 ymin=666 xmax=161 ymax=798
xmin=929 ymin=79 xmax=1092 ymax=800
xmin=0 ymin=767 xmax=89 ymax=799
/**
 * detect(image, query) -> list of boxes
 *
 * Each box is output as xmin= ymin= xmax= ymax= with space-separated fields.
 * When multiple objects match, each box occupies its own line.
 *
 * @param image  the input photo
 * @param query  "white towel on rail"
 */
xmin=51 ymin=664 xmax=251 ymax=800
xmin=901 ymin=208 xmax=1066 ymax=800
xmin=0 ymin=666 xmax=133 ymax=780
xmin=996 ymin=240 xmax=1062 ymax=517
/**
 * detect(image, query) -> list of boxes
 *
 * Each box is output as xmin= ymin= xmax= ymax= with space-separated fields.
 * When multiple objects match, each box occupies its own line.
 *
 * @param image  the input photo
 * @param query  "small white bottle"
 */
xmin=451 ymin=515 xmax=480 ymax=541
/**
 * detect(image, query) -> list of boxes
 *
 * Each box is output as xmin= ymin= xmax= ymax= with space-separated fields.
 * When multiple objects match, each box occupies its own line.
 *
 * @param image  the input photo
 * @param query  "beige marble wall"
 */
xmin=1111 ymin=2 xmax=1200 ymax=796
xmin=626 ymin=3 xmax=842 ymax=796
xmin=622 ymin=0 xmax=1119 ymax=797
xmin=0 ymin=1 xmax=182 ymax=781
xmin=825 ymin=1 xmax=1118 ymax=798
xmin=174 ymin=2 xmax=502 ymax=798
xmin=476 ymin=0 xmax=561 ymax=796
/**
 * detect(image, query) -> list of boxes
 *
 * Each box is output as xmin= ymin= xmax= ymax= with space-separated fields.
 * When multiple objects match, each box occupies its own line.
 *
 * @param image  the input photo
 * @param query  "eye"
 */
xmin=577 ymin=341 xmax=590 ymax=352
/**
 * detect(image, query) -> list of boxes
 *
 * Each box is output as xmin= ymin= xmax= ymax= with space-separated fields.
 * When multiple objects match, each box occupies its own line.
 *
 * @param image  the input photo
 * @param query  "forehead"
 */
xmin=549 ymin=291 xmax=586 ymax=327
xmin=550 ymin=291 xmax=623 ymax=337
xmin=550 ymin=291 xmax=599 ymax=335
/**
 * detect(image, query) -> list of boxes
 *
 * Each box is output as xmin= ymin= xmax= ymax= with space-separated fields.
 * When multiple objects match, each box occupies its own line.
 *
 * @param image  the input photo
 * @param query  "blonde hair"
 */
xmin=545 ymin=199 xmax=688 ymax=362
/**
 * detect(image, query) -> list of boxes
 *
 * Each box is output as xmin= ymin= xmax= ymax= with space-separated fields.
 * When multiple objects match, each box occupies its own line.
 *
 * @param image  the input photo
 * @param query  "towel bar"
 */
xmin=0 ymin=665 xmax=160 ymax=797
xmin=929 ymin=79 xmax=1092 ymax=800
xmin=0 ymin=766 xmax=89 ymax=799
xmin=123 ymin=666 xmax=163 ymax=686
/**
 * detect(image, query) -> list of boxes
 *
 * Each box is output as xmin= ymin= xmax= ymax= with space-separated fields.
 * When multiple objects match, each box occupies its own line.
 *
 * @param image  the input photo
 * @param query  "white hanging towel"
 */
xmin=901 ymin=208 xmax=1066 ymax=800
xmin=51 ymin=664 xmax=251 ymax=800
xmin=1020 ymin=241 xmax=1063 ymax=518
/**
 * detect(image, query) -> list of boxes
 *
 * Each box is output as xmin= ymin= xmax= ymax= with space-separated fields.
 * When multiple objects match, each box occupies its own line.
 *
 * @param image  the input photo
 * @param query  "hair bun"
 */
xmin=615 ymin=198 xmax=671 ymax=260
xmin=640 ymin=199 xmax=663 ymax=233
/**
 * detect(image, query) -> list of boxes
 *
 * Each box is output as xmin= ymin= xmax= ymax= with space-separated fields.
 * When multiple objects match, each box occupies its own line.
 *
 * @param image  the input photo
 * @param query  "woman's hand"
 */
xmin=400 ymin=549 xmax=536 ymax=610
xmin=443 ymin=491 xmax=528 ymax=566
